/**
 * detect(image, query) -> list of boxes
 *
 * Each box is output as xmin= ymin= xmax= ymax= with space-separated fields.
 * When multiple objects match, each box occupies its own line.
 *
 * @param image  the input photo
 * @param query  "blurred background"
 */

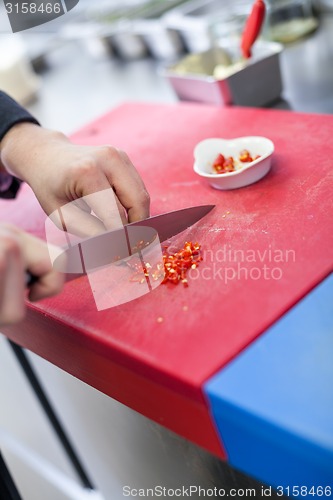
xmin=0 ymin=0 xmax=333 ymax=132
xmin=0 ymin=1 xmax=333 ymax=499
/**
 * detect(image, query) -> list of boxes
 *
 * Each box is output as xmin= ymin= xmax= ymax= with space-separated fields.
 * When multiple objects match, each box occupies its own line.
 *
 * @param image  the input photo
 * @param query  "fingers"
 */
xmin=55 ymin=202 xmax=107 ymax=238
xmin=58 ymin=159 xmax=127 ymax=235
xmin=0 ymin=226 xmax=25 ymax=325
xmin=56 ymin=148 xmax=145 ymax=235
xmin=0 ymin=224 xmax=64 ymax=327
xmin=2 ymin=124 xmax=151 ymax=229
xmin=28 ymin=270 xmax=63 ymax=303
xmin=18 ymin=231 xmax=64 ymax=302
xmin=72 ymin=187 xmax=127 ymax=231
xmin=17 ymin=138 xmax=151 ymax=238
xmin=101 ymin=147 xmax=150 ymax=223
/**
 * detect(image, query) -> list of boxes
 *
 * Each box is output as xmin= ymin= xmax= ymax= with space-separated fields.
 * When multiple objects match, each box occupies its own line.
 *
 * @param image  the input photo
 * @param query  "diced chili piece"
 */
xmin=239 ymin=149 xmax=253 ymax=162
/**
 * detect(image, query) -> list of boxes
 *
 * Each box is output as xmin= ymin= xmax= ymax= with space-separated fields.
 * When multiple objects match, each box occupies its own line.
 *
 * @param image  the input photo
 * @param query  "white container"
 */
xmin=193 ymin=136 xmax=274 ymax=190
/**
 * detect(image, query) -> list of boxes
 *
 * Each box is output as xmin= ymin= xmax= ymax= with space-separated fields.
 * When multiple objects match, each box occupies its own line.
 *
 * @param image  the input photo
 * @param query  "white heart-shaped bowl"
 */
xmin=193 ymin=136 xmax=274 ymax=190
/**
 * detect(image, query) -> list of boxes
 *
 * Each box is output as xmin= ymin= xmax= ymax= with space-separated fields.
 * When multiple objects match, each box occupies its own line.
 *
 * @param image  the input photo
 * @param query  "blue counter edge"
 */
xmin=204 ymin=273 xmax=333 ymax=496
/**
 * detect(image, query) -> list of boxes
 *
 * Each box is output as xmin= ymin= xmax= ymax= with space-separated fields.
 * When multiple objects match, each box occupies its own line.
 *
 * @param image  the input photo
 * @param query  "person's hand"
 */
xmin=0 ymin=224 xmax=63 ymax=326
xmin=0 ymin=123 xmax=150 ymax=236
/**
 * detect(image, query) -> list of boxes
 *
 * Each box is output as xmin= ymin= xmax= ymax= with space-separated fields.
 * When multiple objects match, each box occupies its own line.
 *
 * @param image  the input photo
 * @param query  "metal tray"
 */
xmin=162 ymin=41 xmax=283 ymax=107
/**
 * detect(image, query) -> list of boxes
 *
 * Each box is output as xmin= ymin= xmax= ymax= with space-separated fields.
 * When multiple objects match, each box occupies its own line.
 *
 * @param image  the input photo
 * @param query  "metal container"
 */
xmin=163 ymin=0 xmax=252 ymax=53
xmin=131 ymin=0 xmax=188 ymax=61
xmin=313 ymin=0 xmax=333 ymax=10
xmin=264 ymin=0 xmax=319 ymax=43
xmin=134 ymin=19 xmax=185 ymax=60
xmin=163 ymin=41 xmax=283 ymax=107
xmin=86 ymin=0 xmax=187 ymax=61
xmin=86 ymin=2 xmax=150 ymax=60
xmin=107 ymin=19 xmax=149 ymax=60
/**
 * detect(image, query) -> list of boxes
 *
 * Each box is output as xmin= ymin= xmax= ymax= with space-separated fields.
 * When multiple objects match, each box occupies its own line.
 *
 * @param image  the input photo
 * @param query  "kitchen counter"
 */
xmin=0 ymin=9 xmax=332 ymax=498
xmin=1 ymin=101 xmax=332 ymax=491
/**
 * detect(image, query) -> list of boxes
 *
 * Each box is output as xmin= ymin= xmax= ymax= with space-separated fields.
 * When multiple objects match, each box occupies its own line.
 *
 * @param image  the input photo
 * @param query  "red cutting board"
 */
xmin=1 ymin=103 xmax=332 ymax=456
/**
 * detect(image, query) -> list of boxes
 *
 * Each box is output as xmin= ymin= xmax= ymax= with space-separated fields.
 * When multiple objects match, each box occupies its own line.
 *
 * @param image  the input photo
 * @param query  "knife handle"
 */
xmin=241 ymin=0 xmax=266 ymax=59
xmin=25 ymin=270 xmax=84 ymax=286
xmin=25 ymin=271 xmax=38 ymax=287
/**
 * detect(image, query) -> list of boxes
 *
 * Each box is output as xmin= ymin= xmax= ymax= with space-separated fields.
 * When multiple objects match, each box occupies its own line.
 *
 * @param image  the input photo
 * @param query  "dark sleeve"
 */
xmin=0 ymin=91 xmax=40 ymax=199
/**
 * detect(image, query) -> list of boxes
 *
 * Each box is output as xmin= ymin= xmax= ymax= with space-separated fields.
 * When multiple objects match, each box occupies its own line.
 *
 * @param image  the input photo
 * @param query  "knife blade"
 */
xmin=26 ymin=204 xmax=214 ymax=285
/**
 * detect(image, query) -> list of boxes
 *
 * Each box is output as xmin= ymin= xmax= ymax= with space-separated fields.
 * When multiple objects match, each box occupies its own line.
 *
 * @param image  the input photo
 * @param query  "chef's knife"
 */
xmin=26 ymin=204 xmax=215 ymax=285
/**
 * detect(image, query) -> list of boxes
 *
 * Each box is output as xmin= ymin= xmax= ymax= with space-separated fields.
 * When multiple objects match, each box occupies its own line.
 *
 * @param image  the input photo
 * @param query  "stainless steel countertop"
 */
xmin=26 ymin=13 xmax=333 ymax=134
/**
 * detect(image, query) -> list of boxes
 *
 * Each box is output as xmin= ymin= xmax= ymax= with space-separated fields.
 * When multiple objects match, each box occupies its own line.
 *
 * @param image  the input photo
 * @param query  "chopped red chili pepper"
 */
xmin=128 ymin=241 xmax=203 ymax=287
xmin=223 ymin=157 xmax=235 ymax=172
xmin=213 ymin=153 xmax=225 ymax=169
xmin=212 ymin=149 xmax=260 ymax=174
xmin=239 ymin=149 xmax=253 ymax=162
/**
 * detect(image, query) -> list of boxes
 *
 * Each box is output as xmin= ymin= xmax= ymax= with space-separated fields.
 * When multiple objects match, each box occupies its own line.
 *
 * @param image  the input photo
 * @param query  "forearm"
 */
xmin=0 ymin=122 xmax=68 ymax=183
